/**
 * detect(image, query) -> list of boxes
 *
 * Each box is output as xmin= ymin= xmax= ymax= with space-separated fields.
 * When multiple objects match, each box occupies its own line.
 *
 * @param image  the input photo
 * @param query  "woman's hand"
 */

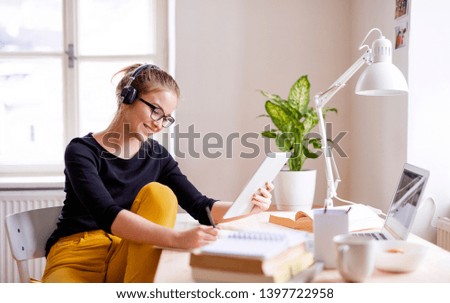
xmin=209 ymin=182 xmax=275 ymax=224
xmin=174 ymin=225 xmax=219 ymax=249
xmin=250 ymin=182 xmax=274 ymax=214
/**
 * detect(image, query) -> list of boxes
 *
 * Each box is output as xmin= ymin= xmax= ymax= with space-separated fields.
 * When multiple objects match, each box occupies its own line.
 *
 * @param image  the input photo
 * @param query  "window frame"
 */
xmin=0 ymin=0 xmax=171 ymax=177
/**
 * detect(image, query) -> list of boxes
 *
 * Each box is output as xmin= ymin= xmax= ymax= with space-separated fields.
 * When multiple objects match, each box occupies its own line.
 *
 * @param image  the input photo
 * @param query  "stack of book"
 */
xmin=189 ymin=230 xmax=314 ymax=282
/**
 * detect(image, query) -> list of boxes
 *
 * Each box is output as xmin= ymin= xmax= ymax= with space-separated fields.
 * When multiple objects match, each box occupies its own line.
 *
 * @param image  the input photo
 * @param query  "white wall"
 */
xmin=346 ymin=0 xmax=450 ymax=243
xmin=174 ymin=0 xmax=450 ymax=243
xmin=348 ymin=1 xmax=408 ymax=212
xmin=407 ymin=0 xmax=450 ymax=242
xmin=175 ymin=0 xmax=352 ymax=202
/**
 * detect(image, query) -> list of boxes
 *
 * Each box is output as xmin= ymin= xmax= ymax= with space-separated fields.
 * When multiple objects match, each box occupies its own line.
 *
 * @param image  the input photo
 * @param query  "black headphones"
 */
xmin=120 ymin=64 xmax=160 ymax=104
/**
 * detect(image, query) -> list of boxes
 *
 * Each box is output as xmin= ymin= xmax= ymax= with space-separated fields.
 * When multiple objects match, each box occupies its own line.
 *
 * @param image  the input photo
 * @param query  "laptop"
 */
xmin=222 ymin=152 xmax=290 ymax=219
xmin=357 ymin=163 xmax=429 ymax=240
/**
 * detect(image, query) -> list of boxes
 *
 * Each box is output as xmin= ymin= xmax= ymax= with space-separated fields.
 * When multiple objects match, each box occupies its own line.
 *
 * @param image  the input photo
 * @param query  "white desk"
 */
xmin=154 ymin=212 xmax=450 ymax=283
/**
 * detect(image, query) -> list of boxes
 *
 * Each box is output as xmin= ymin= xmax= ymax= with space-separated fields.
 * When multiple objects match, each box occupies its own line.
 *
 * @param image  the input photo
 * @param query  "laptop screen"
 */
xmin=384 ymin=164 xmax=430 ymax=240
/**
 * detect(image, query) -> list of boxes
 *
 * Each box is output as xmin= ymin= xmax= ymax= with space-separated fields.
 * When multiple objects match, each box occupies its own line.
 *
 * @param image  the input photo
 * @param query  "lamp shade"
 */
xmin=355 ymin=35 xmax=408 ymax=96
xmin=355 ymin=62 xmax=408 ymax=96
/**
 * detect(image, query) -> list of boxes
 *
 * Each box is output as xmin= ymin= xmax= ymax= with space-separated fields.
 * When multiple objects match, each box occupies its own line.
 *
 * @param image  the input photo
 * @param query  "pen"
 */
xmin=346 ymin=207 xmax=352 ymax=214
xmin=205 ymin=206 xmax=216 ymax=228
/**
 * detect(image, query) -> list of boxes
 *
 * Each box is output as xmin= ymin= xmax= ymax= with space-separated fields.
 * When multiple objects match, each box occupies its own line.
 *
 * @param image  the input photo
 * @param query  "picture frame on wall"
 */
xmin=395 ymin=21 xmax=409 ymax=49
xmin=395 ymin=0 xmax=409 ymax=19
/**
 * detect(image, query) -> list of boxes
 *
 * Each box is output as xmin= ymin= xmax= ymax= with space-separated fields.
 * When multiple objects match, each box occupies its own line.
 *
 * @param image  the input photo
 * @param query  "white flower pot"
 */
xmin=273 ymin=169 xmax=317 ymax=211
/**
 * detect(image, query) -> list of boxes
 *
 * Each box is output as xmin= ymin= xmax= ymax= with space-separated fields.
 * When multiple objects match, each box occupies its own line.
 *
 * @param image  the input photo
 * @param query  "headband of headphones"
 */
xmin=120 ymin=64 xmax=160 ymax=104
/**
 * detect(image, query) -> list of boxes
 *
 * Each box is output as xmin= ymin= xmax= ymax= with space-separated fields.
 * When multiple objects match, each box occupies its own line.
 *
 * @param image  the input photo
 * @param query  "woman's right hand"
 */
xmin=175 ymin=225 xmax=219 ymax=249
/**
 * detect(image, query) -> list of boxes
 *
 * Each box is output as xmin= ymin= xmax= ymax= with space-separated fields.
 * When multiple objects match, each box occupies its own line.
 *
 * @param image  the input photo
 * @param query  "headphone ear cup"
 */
xmin=121 ymin=63 xmax=153 ymax=104
xmin=121 ymin=86 xmax=138 ymax=104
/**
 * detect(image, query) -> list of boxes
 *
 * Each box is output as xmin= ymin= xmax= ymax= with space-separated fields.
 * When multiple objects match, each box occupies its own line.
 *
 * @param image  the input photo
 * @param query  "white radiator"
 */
xmin=0 ymin=189 xmax=65 ymax=283
xmin=437 ymin=217 xmax=450 ymax=252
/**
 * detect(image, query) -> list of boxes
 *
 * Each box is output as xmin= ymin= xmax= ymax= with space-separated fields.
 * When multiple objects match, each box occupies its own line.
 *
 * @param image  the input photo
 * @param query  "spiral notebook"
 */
xmin=199 ymin=230 xmax=292 ymax=260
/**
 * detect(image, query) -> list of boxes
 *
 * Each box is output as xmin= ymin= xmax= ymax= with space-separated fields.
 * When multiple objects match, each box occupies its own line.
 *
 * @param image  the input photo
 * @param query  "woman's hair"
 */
xmin=113 ymin=63 xmax=180 ymax=107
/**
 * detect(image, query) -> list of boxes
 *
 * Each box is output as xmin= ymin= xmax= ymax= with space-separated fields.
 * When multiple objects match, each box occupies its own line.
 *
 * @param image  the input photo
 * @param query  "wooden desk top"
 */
xmin=154 ymin=212 xmax=450 ymax=283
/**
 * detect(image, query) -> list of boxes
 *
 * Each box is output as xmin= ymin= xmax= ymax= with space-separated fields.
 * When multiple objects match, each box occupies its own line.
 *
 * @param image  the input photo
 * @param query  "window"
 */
xmin=0 ymin=0 xmax=169 ymax=175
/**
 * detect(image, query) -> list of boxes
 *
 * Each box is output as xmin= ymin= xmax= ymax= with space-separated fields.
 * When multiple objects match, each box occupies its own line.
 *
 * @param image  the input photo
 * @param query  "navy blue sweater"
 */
xmin=46 ymin=133 xmax=216 ymax=255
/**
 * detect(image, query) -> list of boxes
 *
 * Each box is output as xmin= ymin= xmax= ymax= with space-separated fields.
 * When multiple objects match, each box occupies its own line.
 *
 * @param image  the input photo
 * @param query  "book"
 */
xmin=199 ymin=229 xmax=293 ymax=259
xmin=190 ymin=243 xmax=309 ymax=275
xmin=269 ymin=203 xmax=384 ymax=232
xmin=191 ymin=267 xmax=290 ymax=283
xmin=190 ymin=249 xmax=314 ymax=283
xmin=190 ymin=229 xmax=313 ymax=282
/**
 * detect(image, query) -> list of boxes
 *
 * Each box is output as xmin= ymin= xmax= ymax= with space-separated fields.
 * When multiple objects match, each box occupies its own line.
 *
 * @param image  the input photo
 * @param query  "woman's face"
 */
xmin=127 ymin=89 xmax=178 ymax=140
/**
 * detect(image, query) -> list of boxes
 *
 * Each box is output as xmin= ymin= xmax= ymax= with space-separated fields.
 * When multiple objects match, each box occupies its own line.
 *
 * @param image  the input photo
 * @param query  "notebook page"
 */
xmin=201 ymin=230 xmax=290 ymax=259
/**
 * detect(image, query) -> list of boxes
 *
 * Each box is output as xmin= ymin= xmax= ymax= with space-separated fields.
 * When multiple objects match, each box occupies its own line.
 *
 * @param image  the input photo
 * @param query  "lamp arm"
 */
xmin=315 ymin=52 xmax=370 ymax=109
xmin=316 ymin=105 xmax=336 ymax=207
xmin=314 ymin=51 xmax=371 ymax=208
xmin=331 ymin=148 xmax=342 ymax=190
xmin=313 ymin=28 xmax=406 ymax=208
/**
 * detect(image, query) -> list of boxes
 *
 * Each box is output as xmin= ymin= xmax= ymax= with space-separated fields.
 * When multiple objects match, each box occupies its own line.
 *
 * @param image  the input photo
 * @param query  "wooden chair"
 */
xmin=5 ymin=206 xmax=62 ymax=283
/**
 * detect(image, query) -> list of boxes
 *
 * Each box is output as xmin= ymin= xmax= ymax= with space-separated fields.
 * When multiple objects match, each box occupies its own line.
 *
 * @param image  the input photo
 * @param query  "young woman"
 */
xmin=42 ymin=64 xmax=273 ymax=283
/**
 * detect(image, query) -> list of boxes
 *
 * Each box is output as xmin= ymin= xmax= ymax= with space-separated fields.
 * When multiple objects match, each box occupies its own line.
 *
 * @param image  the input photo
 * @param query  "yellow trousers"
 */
xmin=42 ymin=182 xmax=178 ymax=283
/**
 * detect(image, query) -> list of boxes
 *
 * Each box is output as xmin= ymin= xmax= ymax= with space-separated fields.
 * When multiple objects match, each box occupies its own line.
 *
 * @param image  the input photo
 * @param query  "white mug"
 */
xmin=333 ymin=234 xmax=376 ymax=282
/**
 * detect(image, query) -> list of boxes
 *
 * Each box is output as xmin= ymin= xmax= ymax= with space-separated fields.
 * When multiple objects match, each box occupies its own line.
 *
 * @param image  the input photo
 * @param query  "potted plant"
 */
xmin=259 ymin=75 xmax=336 ymax=210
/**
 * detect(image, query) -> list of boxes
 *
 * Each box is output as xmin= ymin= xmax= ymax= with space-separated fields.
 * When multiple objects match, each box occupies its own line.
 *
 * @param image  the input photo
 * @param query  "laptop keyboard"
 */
xmin=357 ymin=232 xmax=388 ymax=241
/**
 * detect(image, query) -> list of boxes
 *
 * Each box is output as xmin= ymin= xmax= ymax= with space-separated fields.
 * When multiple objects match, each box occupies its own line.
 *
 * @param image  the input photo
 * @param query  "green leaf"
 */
xmin=302 ymin=138 xmax=320 ymax=159
xmin=323 ymin=107 xmax=338 ymax=116
xmin=260 ymin=90 xmax=284 ymax=103
xmin=258 ymin=74 xmax=338 ymax=171
xmin=265 ymin=101 xmax=293 ymax=132
xmin=276 ymin=132 xmax=293 ymax=151
xmin=261 ymin=130 xmax=277 ymax=138
xmin=302 ymin=114 xmax=315 ymax=134
xmin=288 ymin=75 xmax=310 ymax=112
xmin=309 ymin=138 xmax=322 ymax=149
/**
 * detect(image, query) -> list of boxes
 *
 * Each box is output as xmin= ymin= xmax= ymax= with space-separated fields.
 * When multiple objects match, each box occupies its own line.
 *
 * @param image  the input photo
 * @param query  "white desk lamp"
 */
xmin=315 ymin=28 xmax=408 ymax=208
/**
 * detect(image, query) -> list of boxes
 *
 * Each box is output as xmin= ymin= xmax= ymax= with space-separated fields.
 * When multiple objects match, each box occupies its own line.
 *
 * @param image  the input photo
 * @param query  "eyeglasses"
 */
xmin=139 ymin=98 xmax=175 ymax=128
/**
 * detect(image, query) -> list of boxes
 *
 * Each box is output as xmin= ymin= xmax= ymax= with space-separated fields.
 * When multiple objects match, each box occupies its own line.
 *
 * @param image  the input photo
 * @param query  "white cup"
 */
xmin=313 ymin=209 xmax=349 ymax=269
xmin=333 ymin=234 xmax=376 ymax=282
